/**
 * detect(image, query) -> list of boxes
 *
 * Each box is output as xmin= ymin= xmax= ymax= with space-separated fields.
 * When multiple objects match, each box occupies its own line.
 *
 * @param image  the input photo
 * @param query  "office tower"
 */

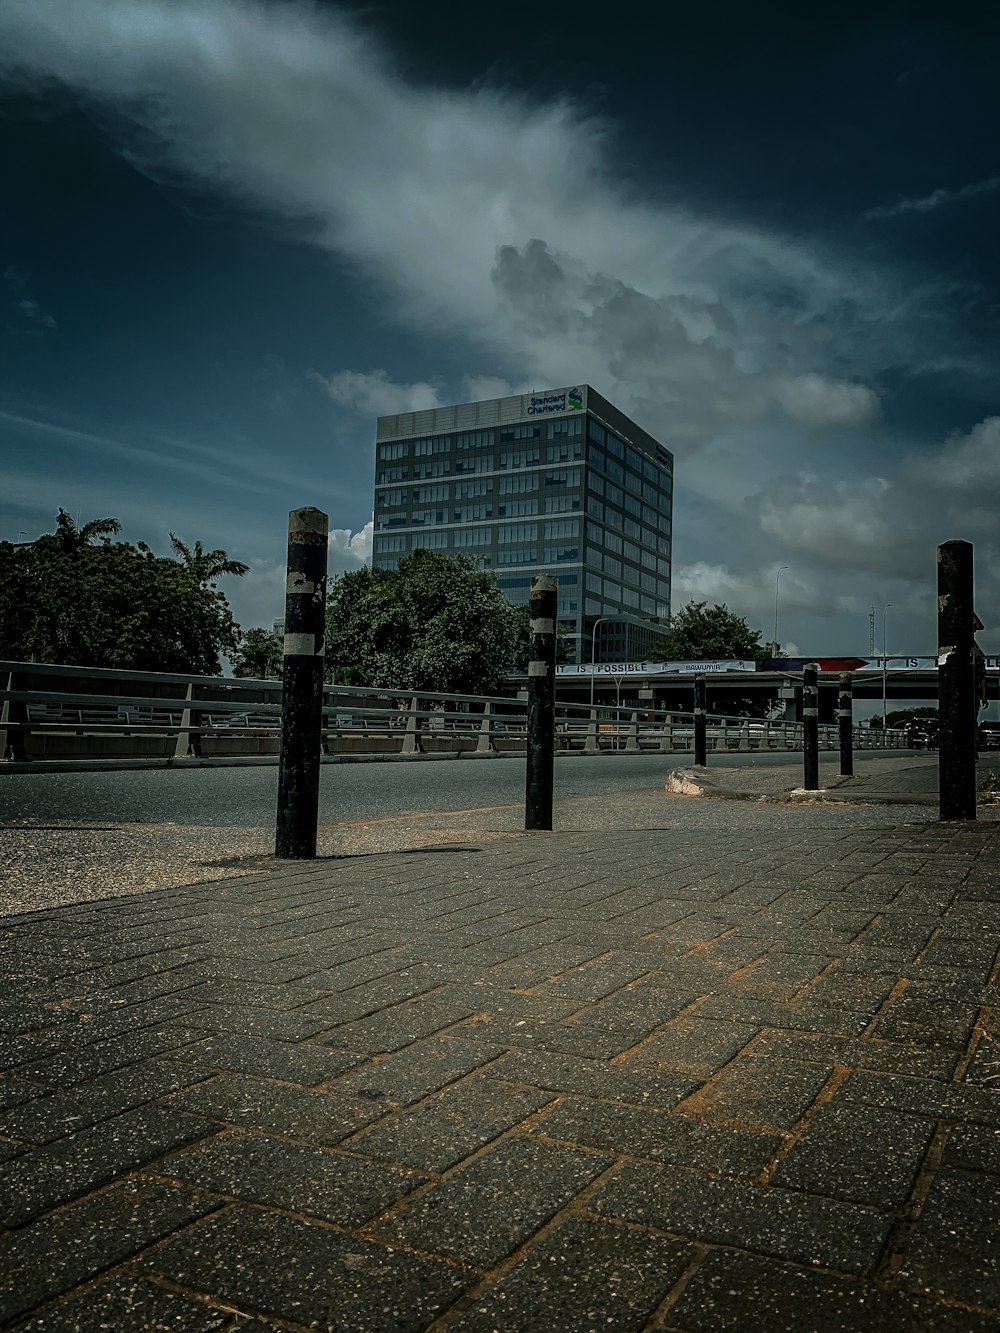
xmin=372 ymin=384 xmax=672 ymax=662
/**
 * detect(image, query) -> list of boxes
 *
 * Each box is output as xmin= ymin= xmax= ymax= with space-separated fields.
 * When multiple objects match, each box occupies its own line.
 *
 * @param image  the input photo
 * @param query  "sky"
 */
xmin=1 ymin=0 xmax=998 ymax=659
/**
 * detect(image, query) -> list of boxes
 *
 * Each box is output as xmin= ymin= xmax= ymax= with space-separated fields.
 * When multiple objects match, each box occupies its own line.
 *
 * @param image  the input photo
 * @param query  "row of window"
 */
xmin=376 ymin=417 xmax=586 ymax=461
xmin=376 ymin=459 xmax=585 ymax=485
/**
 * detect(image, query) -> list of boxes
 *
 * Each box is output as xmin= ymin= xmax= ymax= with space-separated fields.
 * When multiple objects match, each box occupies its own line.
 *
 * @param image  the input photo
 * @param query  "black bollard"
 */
xmin=525 ymin=574 xmax=557 ymax=830
xmin=275 ymin=507 xmax=329 ymax=859
xmin=693 ymin=675 xmax=707 ymax=766
xmin=938 ymin=540 xmax=977 ymax=821
xmin=838 ymin=672 xmax=854 ymax=777
xmin=803 ymin=662 xmax=819 ymax=790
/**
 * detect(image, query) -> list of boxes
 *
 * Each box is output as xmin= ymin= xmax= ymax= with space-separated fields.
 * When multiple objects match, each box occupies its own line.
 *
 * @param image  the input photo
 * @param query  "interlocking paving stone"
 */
xmin=331 ymin=1034 xmax=507 ymax=1106
xmin=142 ymin=1204 xmax=472 ymax=1328
xmin=158 ymin=1130 xmax=422 ymax=1225
xmin=449 ymin=1013 xmax=628 ymax=1060
xmin=18 ymin=1275 xmax=233 ymax=1332
xmin=943 ymin=1123 xmax=1000 ymax=1175
xmin=168 ymin=1072 xmax=390 ymax=1143
xmin=375 ymin=1134 xmax=613 ymax=1268
xmin=675 ymin=1055 xmax=833 ymax=1129
xmin=839 ymin=1069 xmax=1000 ymax=1125
xmin=0 ymin=1180 xmax=220 ymax=1325
xmin=627 ymin=1015 xmax=759 ymax=1077
xmin=898 ymin=1166 xmax=1000 ymax=1306
xmin=0 ymin=1102 xmax=212 ymax=1226
xmin=318 ymin=999 xmax=476 ymax=1054
xmin=486 ymin=1050 xmax=699 ymax=1107
xmin=18 ymin=1025 xmax=208 ymax=1087
xmin=449 ymin=1215 xmax=695 ymax=1331
xmin=530 ymin=1097 xmax=782 ymax=1177
xmin=169 ymin=1031 xmax=362 ymax=1086
xmin=348 ymin=1076 xmax=556 ymax=1172
xmin=591 ymin=1161 xmax=892 ymax=1274
xmin=771 ymin=1097 xmax=934 ymax=1209
xmin=668 ymin=1248 xmax=1000 ymax=1333
xmin=0 ymin=1057 xmax=212 ymax=1145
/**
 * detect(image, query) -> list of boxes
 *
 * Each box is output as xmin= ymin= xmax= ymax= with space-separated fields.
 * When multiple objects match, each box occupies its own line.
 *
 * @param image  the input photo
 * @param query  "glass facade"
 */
xmin=371 ymin=386 xmax=673 ymax=662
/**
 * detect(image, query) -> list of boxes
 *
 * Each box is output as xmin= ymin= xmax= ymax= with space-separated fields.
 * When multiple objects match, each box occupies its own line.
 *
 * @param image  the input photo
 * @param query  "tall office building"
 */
xmin=372 ymin=385 xmax=673 ymax=662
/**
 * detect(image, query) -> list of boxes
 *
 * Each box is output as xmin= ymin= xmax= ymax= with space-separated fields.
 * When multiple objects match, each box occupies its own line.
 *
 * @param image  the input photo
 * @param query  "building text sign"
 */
xmin=557 ymin=660 xmax=756 ymax=678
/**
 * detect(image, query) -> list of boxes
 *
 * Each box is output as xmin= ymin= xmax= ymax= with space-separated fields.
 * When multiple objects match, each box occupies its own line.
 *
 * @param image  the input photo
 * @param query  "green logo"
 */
xmin=567 ymin=387 xmax=583 ymax=411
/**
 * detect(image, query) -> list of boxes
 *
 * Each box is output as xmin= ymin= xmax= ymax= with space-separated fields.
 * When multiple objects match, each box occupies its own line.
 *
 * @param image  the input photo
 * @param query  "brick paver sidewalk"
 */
xmin=2 ymin=818 xmax=1000 ymax=1330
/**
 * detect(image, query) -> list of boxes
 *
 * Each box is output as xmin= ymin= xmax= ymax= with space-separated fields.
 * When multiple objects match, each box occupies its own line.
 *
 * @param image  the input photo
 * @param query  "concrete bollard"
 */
xmin=525 ymin=574 xmax=557 ymax=830
xmin=803 ymin=662 xmax=819 ymax=790
xmin=838 ymin=672 xmax=854 ymax=777
xmin=275 ymin=507 xmax=328 ymax=859
xmin=938 ymin=540 xmax=977 ymax=821
xmin=693 ymin=676 xmax=707 ymax=766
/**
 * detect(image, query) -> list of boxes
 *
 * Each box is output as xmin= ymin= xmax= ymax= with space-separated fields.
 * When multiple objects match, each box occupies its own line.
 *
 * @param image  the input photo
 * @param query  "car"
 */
xmin=904 ymin=719 xmax=926 ymax=749
xmin=979 ymin=721 xmax=1000 ymax=750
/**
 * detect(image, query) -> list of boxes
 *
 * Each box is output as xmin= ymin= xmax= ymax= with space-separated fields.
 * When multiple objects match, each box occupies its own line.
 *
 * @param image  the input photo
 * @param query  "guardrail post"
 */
xmin=0 ymin=670 xmax=29 ymax=762
xmin=938 ymin=539 xmax=977 ymax=821
xmin=803 ymin=662 xmax=820 ymax=790
xmin=838 ymin=672 xmax=854 ymax=776
xmin=693 ymin=676 xmax=707 ymax=765
xmin=525 ymin=573 xmax=557 ymax=830
xmin=584 ymin=708 xmax=599 ymax=753
xmin=173 ymin=682 xmax=203 ymax=760
xmin=476 ymin=701 xmax=496 ymax=754
xmin=658 ymin=714 xmax=673 ymax=753
xmin=275 ymin=506 xmax=328 ymax=860
xmin=402 ymin=697 xmax=424 ymax=755
xmin=625 ymin=712 xmax=640 ymax=752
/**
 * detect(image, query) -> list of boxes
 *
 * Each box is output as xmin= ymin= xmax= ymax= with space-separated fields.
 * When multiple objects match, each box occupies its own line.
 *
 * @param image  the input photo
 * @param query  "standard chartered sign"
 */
xmin=523 ymin=386 xmax=584 ymax=416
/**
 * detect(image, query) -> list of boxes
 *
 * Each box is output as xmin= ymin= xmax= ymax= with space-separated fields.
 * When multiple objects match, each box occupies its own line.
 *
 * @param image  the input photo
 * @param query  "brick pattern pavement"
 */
xmin=2 ymin=822 xmax=1000 ymax=1330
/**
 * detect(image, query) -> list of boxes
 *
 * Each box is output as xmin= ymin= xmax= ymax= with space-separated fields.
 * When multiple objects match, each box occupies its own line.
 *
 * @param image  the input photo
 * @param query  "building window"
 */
xmin=498 ymin=498 xmax=538 ymax=518
xmin=377 ymin=488 xmax=406 ymax=507
xmin=605 ymin=556 xmax=622 ymax=580
xmin=454 ymin=504 xmax=492 ymax=523
xmin=412 ymin=435 xmax=450 ymax=456
xmin=455 ymin=478 xmax=492 ymax=498
xmin=377 ymin=466 xmax=408 ymax=484
xmin=586 ymin=496 xmax=604 ymax=521
xmin=456 ymin=429 xmax=493 ymax=449
xmin=454 ymin=527 xmax=491 ymax=547
xmin=623 ymin=564 xmax=641 ymax=588
xmin=410 ymin=509 xmax=447 ymax=526
xmin=624 ymin=540 xmax=640 ymax=565
xmin=544 ymin=494 xmax=580 ymax=514
xmin=624 ymin=518 xmax=641 ymax=540
xmin=543 ymin=518 xmax=579 ymax=540
xmin=588 ymin=420 xmax=606 ymax=445
xmin=657 ymin=558 xmax=671 ymax=576
xmin=496 ymin=547 xmax=536 ymax=566
xmin=606 ymin=484 xmax=624 ymax=509
xmin=454 ymin=455 xmax=491 ymax=474
xmin=605 ymin=458 xmax=624 ymax=483
xmin=499 ymin=472 xmax=538 ymax=493
xmin=606 ymin=434 xmax=624 ymax=460
xmin=624 ymin=470 xmax=642 ymax=497
xmin=499 ymin=448 xmax=541 ymax=469
xmin=374 ymin=535 xmax=405 ymax=553
xmin=499 ymin=522 xmax=538 ymax=544
xmin=545 ymin=442 xmax=583 ymax=463
xmin=605 ymin=507 xmax=623 ymax=531
xmin=641 ymin=549 xmax=657 ymax=569
xmin=500 ymin=423 xmax=541 ymax=442
xmin=377 ymin=442 xmax=407 ymax=460
xmin=547 ymin=416 xmax=582 ymax=438
xmin=605 ymin=532 xmax=623 ymax=555
xmin=412 ymin=459 xmax=450 ymax=479
xmin=586 ymin=521 xmax=602 ymax=544
xmin=412 ymin=483 xmax=449 ymax=502
xmin=545 ymin=468 xmax=580 ymax=488
xmin=543 ymin=545 xmax=579 ymax=562
xmin=415 ymin=531 xmax=449 ymax=550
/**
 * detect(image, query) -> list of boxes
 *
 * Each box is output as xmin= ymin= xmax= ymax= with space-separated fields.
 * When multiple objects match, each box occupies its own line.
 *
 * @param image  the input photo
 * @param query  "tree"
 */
xmin=325 ymin=549 xmax=522 ymax=694
xmin=231 ymin=626 xmax=283 ymax=679
xmin=0 ymin=513 xmax=245 ymax=674
xmin=169 ymin=534 xmax=249 ymax=582
xmin=651 ymin=600 xmax=771 ymax=718
xmin=650 ymin=601 xmax=765 ymax=661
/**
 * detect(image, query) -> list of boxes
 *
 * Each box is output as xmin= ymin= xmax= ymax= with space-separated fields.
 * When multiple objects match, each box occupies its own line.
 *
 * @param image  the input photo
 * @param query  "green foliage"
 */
xmin=0 ymin=511 xmax=244 ymax=674
xmin=231 ymin=626 xmax=283 ymax=679
xmin=650 ymin=600 xmax=765 ymax=661
xmin=325 ymin=548 xmax=522 ymax=694
xmin=651 ymin=600 xmax=770 ymax=719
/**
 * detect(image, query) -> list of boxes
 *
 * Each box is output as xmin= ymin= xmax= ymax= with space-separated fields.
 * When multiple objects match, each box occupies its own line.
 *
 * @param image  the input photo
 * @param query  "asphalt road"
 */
xmin=0 ymin=750 xmax=910 ymax=828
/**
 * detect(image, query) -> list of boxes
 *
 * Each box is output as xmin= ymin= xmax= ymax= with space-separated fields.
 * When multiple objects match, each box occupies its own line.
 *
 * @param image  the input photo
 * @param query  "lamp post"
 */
xmin=773 ymin=565 xmax=789 ymax=655
xmin=882 ymin=602 xmax=892 ymax=735
xmin=589 ymin=617 xmax=607 ymax=711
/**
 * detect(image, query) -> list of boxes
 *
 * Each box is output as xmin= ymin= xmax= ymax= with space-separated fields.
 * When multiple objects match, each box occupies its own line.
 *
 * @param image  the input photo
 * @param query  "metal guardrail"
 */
xmin=0 ymin=661 xmax=908 ymax=764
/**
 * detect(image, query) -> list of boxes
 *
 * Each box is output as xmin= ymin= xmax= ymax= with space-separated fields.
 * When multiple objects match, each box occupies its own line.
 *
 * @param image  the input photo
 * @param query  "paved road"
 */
xmin=0 ymin=750 xmax=911 ymax=829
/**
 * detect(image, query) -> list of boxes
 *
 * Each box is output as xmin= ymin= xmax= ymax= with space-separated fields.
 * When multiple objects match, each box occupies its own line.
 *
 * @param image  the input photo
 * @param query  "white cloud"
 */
xmin=866 ymin=175 xmax=1000 ymax=221
xmin=330 ymin=518 xmax=372 ymax=568
xmin=317 ymin=369 xmax=442 ymax=417
xmin=0 ymin=0 xmax=900 ymax=450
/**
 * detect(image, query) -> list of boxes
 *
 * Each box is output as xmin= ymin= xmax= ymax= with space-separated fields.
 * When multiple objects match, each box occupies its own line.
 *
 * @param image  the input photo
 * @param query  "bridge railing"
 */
xmin=1 ymin=661 xmax=907 ymax=764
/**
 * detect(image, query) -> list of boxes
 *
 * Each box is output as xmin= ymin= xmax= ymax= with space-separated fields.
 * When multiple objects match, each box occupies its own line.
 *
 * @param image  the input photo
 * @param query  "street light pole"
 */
xmin=882 ymin=602 xmax=892 ymax=734
xmin=773 ymin=565 xmax=789 ymax=655
xmin=589 ymin=617 xmax=606 ymax=711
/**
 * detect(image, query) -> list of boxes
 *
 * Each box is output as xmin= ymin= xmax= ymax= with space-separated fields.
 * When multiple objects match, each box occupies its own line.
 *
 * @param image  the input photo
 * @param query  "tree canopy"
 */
xmin=230 ymin=626 xmax=283 ymax=679
xmin=325 ymin=548 xmax=523 ymax=694
xmin=0 ymin=510 xmax=245 ymax=674
xmin=650 ymin=601 xmax=765 ymax=661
